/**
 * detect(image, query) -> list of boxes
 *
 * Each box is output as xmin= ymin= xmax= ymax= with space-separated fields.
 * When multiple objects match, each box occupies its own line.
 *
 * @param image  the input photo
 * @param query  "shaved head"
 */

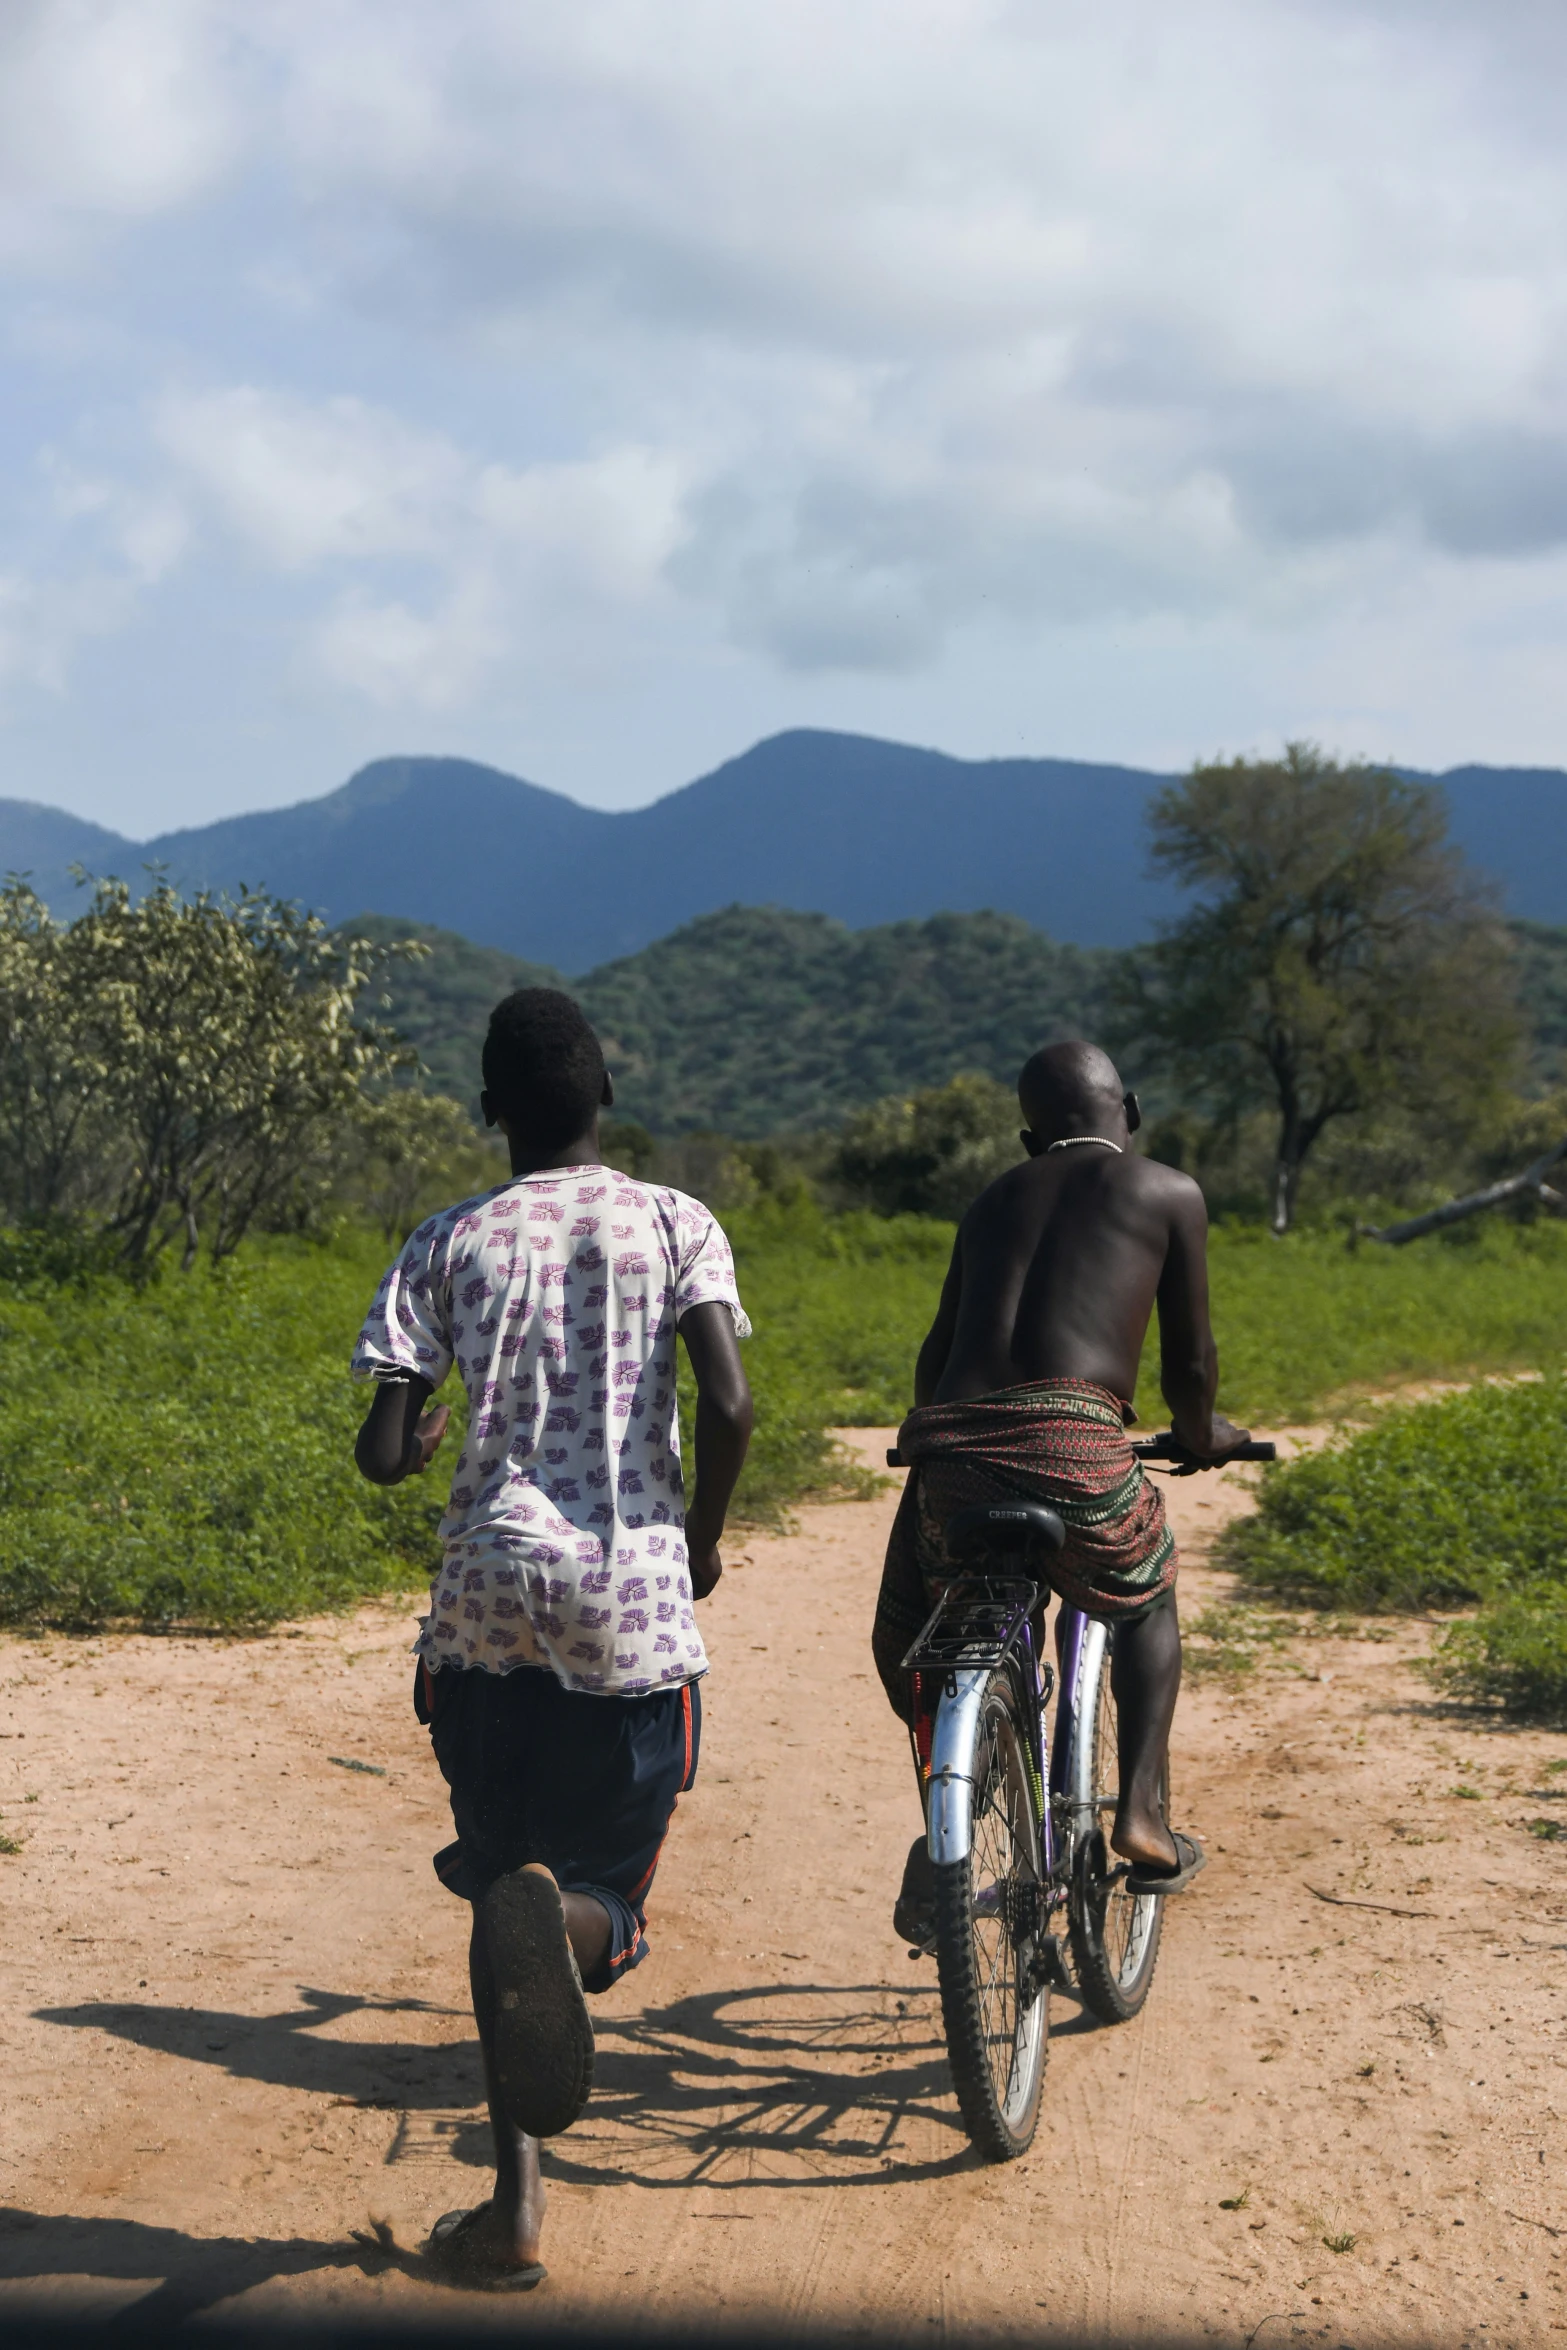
xmin=1018 ymin=1040 xmax=1127 ymax=1138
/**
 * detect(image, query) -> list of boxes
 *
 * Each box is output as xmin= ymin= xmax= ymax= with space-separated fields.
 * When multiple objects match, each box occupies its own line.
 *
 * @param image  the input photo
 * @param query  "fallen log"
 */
xmin=1364 ymin=1135 xmax=1567 ymax=1245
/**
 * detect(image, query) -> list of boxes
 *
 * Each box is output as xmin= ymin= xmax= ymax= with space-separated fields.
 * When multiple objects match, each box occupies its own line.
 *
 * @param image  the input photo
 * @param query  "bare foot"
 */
xmin=1110 ymin=1807 xmax=1179 ymax=1872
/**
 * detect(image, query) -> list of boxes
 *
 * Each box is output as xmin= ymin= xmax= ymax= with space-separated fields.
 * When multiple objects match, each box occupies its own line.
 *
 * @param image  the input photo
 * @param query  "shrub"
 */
xmin=1218 ymin=1374 xmax=1567 ymax=1719
xmin=0 ymin=876 xmax=418 ymax=1269
xmin=831 ymin=1073 xmax=1022 ymax=1219
xmin=1435 ymin=1584 xmax=1567 ymax=1720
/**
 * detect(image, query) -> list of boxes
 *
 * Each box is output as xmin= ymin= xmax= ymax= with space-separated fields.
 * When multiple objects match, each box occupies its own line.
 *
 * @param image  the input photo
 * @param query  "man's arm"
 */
xmin=678 ymin=1300 xmax=754 ymax=1599
xmin=1153 ymin=1177 xmax=1246 ymax=1460
xmin=913 ymin=1235 xmax=964 ymax=1407
xmin=354 ymin=1373 xmax=449 ymax=1485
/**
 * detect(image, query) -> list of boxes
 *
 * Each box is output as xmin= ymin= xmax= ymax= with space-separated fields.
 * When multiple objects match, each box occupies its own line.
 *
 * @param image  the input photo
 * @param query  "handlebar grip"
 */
xmin=886 ymin=1448 xmax=905 ymax=1468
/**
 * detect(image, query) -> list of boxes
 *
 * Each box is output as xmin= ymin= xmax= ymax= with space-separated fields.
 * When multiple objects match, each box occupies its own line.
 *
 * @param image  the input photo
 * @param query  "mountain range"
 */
xmin=4 ymin=730 xmax=1565 ymax=969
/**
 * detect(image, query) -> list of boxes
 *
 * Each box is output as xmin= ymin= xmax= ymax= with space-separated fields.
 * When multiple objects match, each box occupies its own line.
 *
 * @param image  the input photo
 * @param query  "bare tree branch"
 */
xmin=1364 ymin=1135 xmax=1567 ymax=1245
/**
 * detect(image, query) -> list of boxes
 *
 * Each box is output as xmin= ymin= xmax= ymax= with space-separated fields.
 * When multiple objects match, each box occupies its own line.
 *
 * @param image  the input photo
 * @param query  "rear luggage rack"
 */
xmin=901 ymin=1577 xmax=1041 ymax=1675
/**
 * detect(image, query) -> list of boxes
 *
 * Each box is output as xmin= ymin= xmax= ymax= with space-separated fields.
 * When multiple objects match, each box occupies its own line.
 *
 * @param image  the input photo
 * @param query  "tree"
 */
xmin=0 ymin=875 xmax=419 ymax=1267
xmin=330 ymin=1089 xmax=505 ymax=1242
xmin=831 ymin=1073 xmax=1023 ymax=1219
xmin=0 ymin=879 xmax=116 ymax=1226
xmin=1121 ymin=745 xmax=1520 ymax=1233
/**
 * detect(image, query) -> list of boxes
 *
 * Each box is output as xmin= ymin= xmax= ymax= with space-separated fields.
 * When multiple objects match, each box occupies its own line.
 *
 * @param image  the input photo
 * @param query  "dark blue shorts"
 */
xmin=416 ymin=1660 xmax=701 ymax=1993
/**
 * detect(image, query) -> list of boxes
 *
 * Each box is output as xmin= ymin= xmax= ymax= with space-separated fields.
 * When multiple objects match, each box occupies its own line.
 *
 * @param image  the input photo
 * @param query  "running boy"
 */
xmin=351 ymin=989 xmax=752 ymax=2290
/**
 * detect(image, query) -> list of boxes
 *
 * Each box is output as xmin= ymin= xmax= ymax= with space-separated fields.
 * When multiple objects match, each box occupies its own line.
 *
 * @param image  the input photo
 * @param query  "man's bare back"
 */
xmin=915 ymin=1044 xmax=1244 ymax=1461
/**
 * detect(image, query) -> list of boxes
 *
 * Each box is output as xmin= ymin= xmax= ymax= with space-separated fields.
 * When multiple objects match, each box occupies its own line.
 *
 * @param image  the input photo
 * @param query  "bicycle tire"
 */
xmin=932 ymin=1671 xmax=1048 ymax=2161
xmin=1067 ymin=1625 xmax=1165 ymax=2024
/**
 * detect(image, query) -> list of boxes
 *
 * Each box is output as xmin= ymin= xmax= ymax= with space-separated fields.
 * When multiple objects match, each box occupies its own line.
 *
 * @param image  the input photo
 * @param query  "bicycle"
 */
xmin=891 ymin=1429 xmax=1276 ymax=2162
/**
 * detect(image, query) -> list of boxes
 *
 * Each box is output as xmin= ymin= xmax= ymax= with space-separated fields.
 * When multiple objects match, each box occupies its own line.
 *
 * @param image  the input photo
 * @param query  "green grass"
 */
xmin=675 ymin=1195 xmax=951 ymax=1526
xmin=0 ymin=1198 xmax=938 ymax=1629
xmin=1135 ymin=1219 xmax=1567 ymax=1427
xmin=0 ymin=1230 xmax=452 ymax=1631
xmin=722 ymin=1196 xmax=954 ymax=1423
xmin=5 ymin=1193 xmax=1567 ymax=1643
xmin=1218 ymin=1374 xmax=1567 ymax=1719
xmin=727 ymin=1209 xmax=1567 ymax=1444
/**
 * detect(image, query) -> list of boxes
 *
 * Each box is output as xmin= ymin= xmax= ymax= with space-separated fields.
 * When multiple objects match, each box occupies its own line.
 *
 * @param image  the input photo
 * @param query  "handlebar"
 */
xmin=1131 ymin=1434 xmax=1277 ymax=1464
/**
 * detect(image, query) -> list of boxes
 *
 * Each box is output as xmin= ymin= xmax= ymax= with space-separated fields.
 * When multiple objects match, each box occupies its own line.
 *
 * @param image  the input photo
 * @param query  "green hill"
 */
xmin=351 ymin=903 xmax=1567 ymax=1138
xmin=353 ymin=904 xmax=1115 ymax=1133
xmin=348 ymin=915 xmax=562 ymax=1106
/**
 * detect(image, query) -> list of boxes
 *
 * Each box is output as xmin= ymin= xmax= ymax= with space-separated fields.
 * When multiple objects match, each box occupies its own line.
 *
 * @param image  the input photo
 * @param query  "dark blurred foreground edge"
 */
xmin=0 ymin=2314 xmax=1401 ymax=2350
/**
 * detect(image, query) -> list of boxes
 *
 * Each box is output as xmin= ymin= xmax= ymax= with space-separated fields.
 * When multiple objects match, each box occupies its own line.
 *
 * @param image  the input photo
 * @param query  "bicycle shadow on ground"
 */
xmin=0 ymin=2207 xmax=398 ymax=2325
xmin=540 ymin=1980 xmax=978 ymax=2191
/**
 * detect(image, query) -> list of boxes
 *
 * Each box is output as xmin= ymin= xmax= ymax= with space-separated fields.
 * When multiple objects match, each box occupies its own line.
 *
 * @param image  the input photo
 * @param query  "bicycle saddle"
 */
xmin=944 ymin=1502 xmax=1067 ymax=1562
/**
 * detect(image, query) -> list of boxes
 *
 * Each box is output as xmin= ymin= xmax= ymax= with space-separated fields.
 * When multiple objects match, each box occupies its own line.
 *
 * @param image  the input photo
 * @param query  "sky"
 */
xmin=2 ymin=1 xmax=1566 ymax=834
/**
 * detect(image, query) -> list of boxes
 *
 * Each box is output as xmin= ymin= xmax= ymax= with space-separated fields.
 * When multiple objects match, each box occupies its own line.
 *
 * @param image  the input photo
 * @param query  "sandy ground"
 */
xmin=2 ymin=1431 xmax=1566 ymax=2342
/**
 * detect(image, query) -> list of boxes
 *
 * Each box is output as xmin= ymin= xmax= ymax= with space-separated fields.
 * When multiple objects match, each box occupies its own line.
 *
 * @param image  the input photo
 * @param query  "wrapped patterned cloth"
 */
xmin=872 ymin=1377 xmax=1177 ymax=1720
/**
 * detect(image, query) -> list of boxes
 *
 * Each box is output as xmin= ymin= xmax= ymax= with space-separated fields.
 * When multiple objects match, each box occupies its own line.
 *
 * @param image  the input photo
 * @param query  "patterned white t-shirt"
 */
xmin=351 ymin=1165 xmax=750 ymax=1695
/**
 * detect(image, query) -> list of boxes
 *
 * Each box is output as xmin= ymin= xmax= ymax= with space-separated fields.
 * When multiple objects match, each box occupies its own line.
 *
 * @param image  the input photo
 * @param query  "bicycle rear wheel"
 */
xmin=1067 ymin=1625 xmax=1165 ymax=2024
xmin=932 ymin=1671 xmax=1048 ymax=2161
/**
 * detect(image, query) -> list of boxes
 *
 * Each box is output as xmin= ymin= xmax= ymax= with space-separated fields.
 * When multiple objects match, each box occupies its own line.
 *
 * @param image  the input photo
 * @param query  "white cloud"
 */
xmin=210 ymin=0 xmax=1567 ymax=670
xmin=313 ymin=581 xmax=503 ymax=710
xmin=156 ymin=386 xmax=465 ymax=570
xmin=150 ymin=381 xmax=687 ymax=704
xmin=4 ymin=1 xmax=1567 ymax=810
xmin=0 ymin=567 xmax=138 ymax=694
xmin=0 ymin=0 xmax=238 ymax=267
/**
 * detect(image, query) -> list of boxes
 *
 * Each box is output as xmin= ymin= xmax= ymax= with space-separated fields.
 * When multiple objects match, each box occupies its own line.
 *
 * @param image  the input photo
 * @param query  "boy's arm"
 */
xmin=913 ymin=1233 xmax=964 ymax=1406
xmin=678 ymin=1300 xmax=754 ymax=1599
xmin=354 ymin=1373 xmax=449 ymax=1486
xmin=1154 ymin=1177 xmax=1246 ymax=1460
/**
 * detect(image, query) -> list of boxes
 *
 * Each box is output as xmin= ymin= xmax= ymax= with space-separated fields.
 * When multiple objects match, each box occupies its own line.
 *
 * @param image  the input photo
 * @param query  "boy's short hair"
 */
xmin=482 ymin=989 xmax=606 ymax=1153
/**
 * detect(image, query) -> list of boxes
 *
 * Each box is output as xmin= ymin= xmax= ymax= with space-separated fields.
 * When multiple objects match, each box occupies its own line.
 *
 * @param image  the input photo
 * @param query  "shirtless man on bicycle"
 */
xmin=872 ymin=1038 xmax=1247 ymax=1921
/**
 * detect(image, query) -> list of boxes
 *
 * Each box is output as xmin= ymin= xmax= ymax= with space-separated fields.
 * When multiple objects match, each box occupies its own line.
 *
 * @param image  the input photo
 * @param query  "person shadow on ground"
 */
xmin=0 ymin=2205 xmax=401 ymax=2324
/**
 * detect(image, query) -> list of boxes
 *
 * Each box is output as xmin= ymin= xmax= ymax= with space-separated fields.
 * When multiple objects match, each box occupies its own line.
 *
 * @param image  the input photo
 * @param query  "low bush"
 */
xmin=1217 ymin=1375 xmax=1567 ymax=1719
xmin=1436 ymin=1584 xmax=1567 ymax=1720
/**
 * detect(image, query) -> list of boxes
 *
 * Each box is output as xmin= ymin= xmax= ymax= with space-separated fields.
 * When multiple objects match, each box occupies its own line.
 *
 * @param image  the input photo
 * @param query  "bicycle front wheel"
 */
xmin=932 ymin=1671 xmax=1048 ymax=2161
xmin=1067 ymin=1623 xmax=1165 ymax=2024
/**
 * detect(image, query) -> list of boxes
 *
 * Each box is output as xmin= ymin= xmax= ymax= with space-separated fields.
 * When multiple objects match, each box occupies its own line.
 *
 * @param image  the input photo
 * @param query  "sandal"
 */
xmin=482 ymin=1863 xmax=595 ymax=2137
xmin=1124 ymin=1829 xmax=1208 ymax=1896
xmin=424 ymin=2205 xmax=547 ymax=2292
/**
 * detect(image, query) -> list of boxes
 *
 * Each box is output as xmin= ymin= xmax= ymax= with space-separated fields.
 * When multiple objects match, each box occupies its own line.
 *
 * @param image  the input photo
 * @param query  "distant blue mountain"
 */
xmin=0 ymin=798 xmax=138 ymax=915
xmin=1 ymin=731 xmax=1562 ymax=968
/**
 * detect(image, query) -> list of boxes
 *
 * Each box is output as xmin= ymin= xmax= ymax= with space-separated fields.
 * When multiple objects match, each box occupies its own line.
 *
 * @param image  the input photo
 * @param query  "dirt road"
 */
xmin=2 ymin=1434 xmax=1565 ymax=2340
